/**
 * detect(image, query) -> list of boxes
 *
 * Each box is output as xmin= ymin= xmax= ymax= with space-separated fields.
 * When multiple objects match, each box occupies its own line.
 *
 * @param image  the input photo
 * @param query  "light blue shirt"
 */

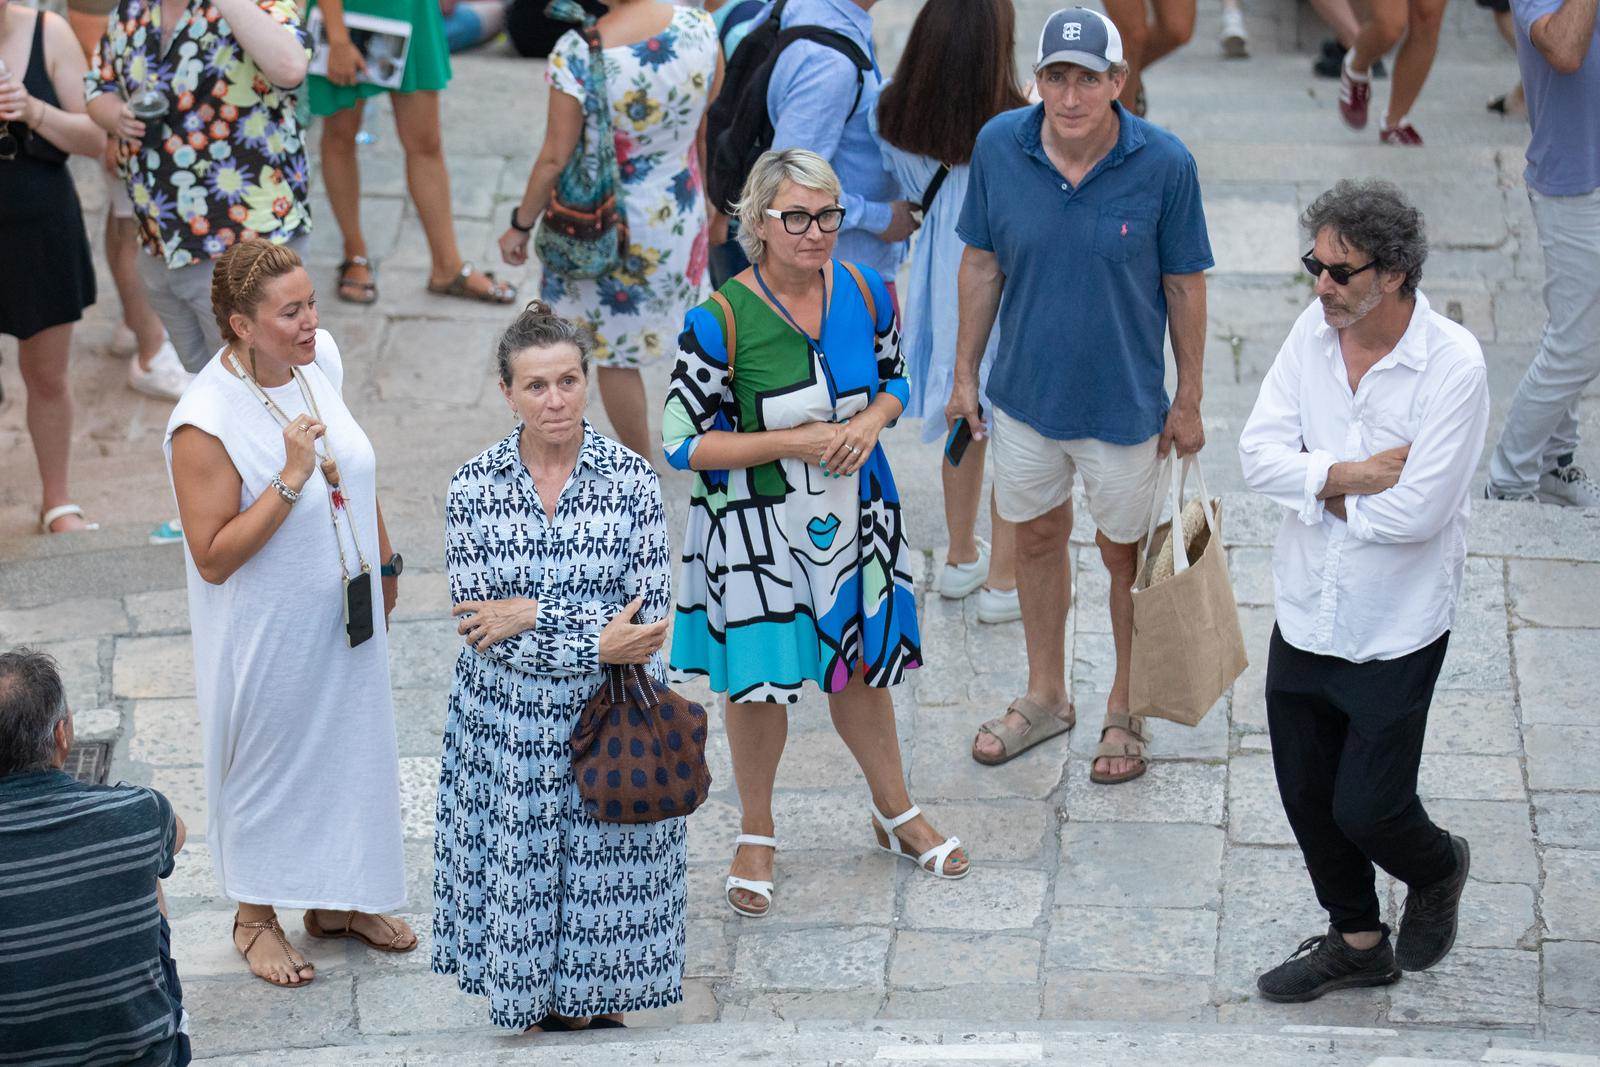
xmin=1513 ymin=0 xmax=1600 ymax=196
xmin=765 ymin=0 xmax=906 ymax=276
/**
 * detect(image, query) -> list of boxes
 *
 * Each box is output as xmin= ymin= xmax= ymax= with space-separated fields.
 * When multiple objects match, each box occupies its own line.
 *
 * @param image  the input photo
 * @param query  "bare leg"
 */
xmin=232 ymin=901 xmax=313 ymax=985
xmin=1311 ymin=0 xmax=1362 ymax=47
xmin=1382 ymin=0 xmax=1446 ymax=126
xmin=320 ymin=100 xmax=374 ymax=298
xmin=306 ymin=909 xmax=418 ymax=950
xmin=595 ymin=365 xmax=654 ymax=462
xmin=829 ymin=669 xmax=968 ymax=875
xmin=971 ymin=502 xmax=1073 ymax=761
xmin=18 ymin=325 xmax=85 ymax=531
xmin=724 ymin=698 xmax=786 ymax=913
xmin=1104 ymin=0 xmax=1152 ymax=109
xmin=987 ymin=493 xmax=1018 ymax=591
xmin=104 ymin=214 xmax=166 ymax=366
xmin=942 ymin=436 xmax=987 ymax=567
xmin=1142 ymin=0 xmax=1198 ymax=67
xmin=1091 ymin=533 xmax=1143 ymax=779
xmin=1349 ymin=0 xmax=1407 ymax=75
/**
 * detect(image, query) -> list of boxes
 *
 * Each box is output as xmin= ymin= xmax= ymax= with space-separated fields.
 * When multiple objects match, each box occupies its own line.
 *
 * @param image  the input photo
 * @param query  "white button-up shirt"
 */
xmin=1238 ymin=293 xmax=1491 ymax=663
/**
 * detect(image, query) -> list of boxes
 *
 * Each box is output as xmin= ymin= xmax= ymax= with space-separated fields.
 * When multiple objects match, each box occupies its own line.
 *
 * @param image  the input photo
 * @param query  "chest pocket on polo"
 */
xmin=1094 ymin=202 xmax=1157 ymax=264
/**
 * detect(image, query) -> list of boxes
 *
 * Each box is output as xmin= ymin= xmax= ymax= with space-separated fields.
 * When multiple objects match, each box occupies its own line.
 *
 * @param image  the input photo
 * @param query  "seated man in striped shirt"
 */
xmin=0 ymin=648 xmax=190 ymax=1066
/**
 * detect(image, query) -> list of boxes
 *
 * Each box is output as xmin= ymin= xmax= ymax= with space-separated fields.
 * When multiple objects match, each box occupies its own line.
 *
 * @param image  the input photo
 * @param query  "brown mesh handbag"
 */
xmin=570 ymin=665 xmax=712 ymax=824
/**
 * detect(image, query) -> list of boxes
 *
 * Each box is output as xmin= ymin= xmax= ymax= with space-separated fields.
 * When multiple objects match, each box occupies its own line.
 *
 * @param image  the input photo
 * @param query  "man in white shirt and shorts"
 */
xmin=1239 ymin=179 xmax=1488 ymax=1003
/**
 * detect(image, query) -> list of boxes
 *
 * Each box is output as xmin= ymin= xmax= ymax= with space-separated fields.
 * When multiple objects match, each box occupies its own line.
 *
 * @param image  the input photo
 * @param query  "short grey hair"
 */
xmin=495 ymin=300 xmax=594 ymax=385
xmin=0 ymin=648 xmax=69 ymax=777
xmin=733 ymin=149 xmax=843 ymax=264
xmin=1301 ymin=179 xmax=1428 ymax=298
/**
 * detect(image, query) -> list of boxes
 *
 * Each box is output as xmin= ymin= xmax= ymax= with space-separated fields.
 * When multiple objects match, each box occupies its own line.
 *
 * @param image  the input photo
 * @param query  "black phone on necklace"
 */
xmin=345 ymin=569 xmax=375 ymax=647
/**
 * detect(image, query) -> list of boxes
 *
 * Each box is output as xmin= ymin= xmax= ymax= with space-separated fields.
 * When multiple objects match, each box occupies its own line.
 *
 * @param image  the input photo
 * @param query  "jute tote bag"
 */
xmin=1129 ymin=454 xmax=1248 ymax=726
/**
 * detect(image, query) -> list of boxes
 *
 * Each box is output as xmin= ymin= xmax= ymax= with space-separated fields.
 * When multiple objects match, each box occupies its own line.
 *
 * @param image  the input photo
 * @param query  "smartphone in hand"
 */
xmin=945 ymin=417 xmax=974 ymax=468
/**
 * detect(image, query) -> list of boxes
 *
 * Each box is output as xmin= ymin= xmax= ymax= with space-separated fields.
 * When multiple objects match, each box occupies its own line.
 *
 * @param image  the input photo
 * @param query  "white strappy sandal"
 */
xmin=39 ymin=505 xmax=99 ymax=534
xmin=725 ymin=833 xmax=777 ymax=918
xmin=870 ymin=803 xmax=969 ymax=880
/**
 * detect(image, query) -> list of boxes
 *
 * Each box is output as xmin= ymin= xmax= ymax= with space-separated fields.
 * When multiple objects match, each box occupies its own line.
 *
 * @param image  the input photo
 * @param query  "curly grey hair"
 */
xmin=1301 ymin=179 xmax=1428 ymax=298
xmin=495 ymin=300 xmax=594 ymax=384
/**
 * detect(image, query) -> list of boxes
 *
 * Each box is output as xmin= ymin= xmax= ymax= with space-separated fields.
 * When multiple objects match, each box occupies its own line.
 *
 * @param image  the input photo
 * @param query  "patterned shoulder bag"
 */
xmin=535 ymin=0 xmax=629 ymax=279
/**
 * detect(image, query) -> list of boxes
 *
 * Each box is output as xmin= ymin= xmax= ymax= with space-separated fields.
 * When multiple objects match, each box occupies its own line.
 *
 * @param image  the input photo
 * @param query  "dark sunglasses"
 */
xmin=1302 ymin=250 xmax=1377 ymax=286
xmin=765 ymin=206 xmax=846 ymax=235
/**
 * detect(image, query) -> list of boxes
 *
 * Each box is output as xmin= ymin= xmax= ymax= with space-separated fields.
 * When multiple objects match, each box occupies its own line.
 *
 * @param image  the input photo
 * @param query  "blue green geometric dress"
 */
xmin=662 ymin=261 xmax=923 ymax=704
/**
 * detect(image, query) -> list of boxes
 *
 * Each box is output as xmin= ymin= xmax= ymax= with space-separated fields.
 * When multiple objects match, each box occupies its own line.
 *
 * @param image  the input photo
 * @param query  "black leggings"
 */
xmin=1265 ymin=627 xmax=1459 ymax=933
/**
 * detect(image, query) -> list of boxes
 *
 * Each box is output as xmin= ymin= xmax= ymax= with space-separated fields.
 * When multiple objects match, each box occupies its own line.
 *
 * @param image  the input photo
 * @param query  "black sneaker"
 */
xmin=1313 ymin=45 xmax=1386 ymax=79
xmin=1257 ymin=925 xmax=1401 ymax=1002
xmin=1396 ymin=834 xmax=1471 ymax=972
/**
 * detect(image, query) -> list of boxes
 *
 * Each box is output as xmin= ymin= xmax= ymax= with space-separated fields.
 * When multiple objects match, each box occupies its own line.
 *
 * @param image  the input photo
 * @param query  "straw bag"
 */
xmin=1128 ymin=455 xmax=1248 ymax=726
xmin=570 ymin=665 xmax=712 ymax=823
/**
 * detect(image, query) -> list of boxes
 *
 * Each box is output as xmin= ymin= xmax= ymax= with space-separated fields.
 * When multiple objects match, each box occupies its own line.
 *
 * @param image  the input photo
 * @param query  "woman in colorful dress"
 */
xmin=433 ymin=302 xmax=684 ymax=1032
xmin=310 ymin=0 xmax=516 ymax=305
xmin=498 ymin=0 xmax=720 ymax=462
xmin=664 ymin=149 xmax=970 ymax=921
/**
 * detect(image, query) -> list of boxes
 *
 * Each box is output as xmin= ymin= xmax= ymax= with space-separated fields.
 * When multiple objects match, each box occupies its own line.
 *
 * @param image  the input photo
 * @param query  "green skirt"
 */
xmin=307 ymin=0 xmax=452 ymax=116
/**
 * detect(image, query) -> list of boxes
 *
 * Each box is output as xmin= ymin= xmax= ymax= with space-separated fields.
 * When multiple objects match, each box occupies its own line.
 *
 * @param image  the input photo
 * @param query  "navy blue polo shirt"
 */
xmin=957 ymin=103 xmax=1213 ymax=444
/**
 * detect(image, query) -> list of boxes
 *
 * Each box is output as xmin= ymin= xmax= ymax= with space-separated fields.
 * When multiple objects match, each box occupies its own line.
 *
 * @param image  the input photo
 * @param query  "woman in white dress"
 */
xmin=165 ymin=240 xmax=413 ymax=987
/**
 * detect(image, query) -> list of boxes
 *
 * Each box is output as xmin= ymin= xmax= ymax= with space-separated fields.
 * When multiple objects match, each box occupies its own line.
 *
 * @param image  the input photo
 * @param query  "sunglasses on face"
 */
xmin=765 ymin=206 xmax=846 ymax=235
xmin=1302 ymin=250 xmax=1378 ymax=287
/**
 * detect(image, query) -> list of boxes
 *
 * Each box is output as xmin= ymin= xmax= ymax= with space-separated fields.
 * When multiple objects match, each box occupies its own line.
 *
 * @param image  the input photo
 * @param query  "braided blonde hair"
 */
xmin=210 ymin=240 xmax=305 ymax=344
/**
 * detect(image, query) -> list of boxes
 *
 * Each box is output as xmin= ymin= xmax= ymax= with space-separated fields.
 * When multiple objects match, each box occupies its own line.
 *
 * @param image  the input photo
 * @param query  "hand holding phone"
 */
xmin=945 ymin=417 xmax=974 ymax=468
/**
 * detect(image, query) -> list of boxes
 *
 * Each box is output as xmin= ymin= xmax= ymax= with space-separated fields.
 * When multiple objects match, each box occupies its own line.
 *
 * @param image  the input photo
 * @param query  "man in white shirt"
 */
xmin=1238 ymin=180 xmax=1489 ymax=1003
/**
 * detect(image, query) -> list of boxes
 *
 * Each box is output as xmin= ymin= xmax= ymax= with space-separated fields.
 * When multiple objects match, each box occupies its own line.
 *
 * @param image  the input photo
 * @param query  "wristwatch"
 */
xmin=508 ymin=206 xmax=534 ymax=233
xmin=381 ymin=552 xmax=404 ymax=578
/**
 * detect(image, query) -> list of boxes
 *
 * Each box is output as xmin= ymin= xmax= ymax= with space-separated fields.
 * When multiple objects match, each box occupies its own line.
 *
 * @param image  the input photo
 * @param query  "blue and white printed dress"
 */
xmin=432 ymin=423 xmax=686 ymax=1030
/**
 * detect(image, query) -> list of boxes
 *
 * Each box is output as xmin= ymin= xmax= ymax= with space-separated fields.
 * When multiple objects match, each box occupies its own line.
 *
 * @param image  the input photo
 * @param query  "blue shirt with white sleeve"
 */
xmin=957 ymin=102 xmax=1213 ymax=445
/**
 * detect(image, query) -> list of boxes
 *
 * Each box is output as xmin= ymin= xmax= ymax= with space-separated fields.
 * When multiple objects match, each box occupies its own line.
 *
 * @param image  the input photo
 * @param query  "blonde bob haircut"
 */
xmin=733 ymin=148 xmax=844 ymax=264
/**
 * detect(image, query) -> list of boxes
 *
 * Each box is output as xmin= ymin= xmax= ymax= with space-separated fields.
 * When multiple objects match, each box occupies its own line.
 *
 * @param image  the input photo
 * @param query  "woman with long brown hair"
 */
xmin=872 ymin=0 xmax=1026 ymax=625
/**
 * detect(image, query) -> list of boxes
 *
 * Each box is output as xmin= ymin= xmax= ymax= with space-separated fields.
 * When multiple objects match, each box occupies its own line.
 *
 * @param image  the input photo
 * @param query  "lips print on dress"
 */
xmin=807 ymin=513 xmax=841 ymax=550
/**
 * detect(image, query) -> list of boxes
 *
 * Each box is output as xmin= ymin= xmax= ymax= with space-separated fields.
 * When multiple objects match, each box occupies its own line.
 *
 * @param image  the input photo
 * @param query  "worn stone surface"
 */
xmin=901 ymin=867 xmax=1051 ymax=932
xmin=1388 ymin=948 xmax=1541 ymax=1028
xmin=1526 ymin=725 xmax=1600 ymax=792
xmin=1535 ymin=794 xmax=1600 ymax=850
xmin=889 ymin=932 xmax=1042 ymax=990
xmin=1042 ymin=972 xmax=1217 ymax=1024
xmin=112 ymin=633 xmax=194 ymax=699
xmin=1514 ymin=629 xmax=1600 ymax=727
xmin=1047 ymin=907 xmax=1218 ymax=976
xmin=1228 ymin=753 xmax=1295 ymax=846
xmin=1509 ymin=560 xmax=1600 ymax=628
xmin=127 ymin=698 xmax=203 ymax=765
xmin=1543 ymin=941 xmax=1600 ymax=1012
xmin=1422 ymin=691 xmax=1522 ymax=755
xmin=1541 ymin=850 xmax=1600 ymax=941
xmin=1057 ymin=824 xmax=1224 ymax=909
xmin=1063 ymin=761 xmax=1226 ymax=827
xmin=729 ymin=927 xmax=893 ymax=994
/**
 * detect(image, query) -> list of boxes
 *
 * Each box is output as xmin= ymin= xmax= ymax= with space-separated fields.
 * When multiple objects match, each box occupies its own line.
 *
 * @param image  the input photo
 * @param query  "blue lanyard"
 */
xmin=753 ymin=264 xmax=841 ymax=403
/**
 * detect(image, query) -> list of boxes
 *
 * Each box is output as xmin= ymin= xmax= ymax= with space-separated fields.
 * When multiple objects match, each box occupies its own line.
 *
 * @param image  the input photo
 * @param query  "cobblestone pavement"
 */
xmin=2 ymin=0 xmax=1599 ymax=1059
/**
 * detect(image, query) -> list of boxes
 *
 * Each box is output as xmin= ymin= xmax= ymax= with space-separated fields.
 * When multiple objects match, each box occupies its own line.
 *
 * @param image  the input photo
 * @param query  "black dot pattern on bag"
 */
xmin=577 ymin=692 xmax=712 ymax=822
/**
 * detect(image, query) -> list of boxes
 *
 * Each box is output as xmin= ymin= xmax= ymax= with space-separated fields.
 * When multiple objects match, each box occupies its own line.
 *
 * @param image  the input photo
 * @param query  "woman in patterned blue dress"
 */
xmin=432 ymin=301 xmax=682 ymax=1032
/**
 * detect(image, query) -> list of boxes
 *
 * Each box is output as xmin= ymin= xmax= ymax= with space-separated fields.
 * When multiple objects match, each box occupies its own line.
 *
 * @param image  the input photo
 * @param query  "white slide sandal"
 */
xmin=870 ymin=803 xmax=969 ymax=880
xmin=39 ymin=504 xmax=100 ymax=534
xmin=725 ymin=833 xmax=777 ymax=918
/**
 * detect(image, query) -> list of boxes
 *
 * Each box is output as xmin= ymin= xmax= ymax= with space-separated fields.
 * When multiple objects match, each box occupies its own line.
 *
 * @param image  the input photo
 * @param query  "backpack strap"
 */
xmin=838 ymin=261 xmax=876 ymax=328
xmin=709 ymin=290 xmax=737 ymax=374
xmin=775 ymin=26 xmax=872 ymax=119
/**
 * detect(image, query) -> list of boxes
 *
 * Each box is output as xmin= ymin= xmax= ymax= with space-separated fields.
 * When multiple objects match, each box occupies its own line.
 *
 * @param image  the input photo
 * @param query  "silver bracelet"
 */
xmin=270 ymin=473 xmax=300 ymax=504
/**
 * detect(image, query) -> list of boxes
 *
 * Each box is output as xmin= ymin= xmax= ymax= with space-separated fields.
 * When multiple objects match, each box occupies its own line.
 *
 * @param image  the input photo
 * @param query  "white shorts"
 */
xmin=990 ymin=407 xmax=1162 ymax=544
xmin=104 ymin=167 xmax=134 ymax=220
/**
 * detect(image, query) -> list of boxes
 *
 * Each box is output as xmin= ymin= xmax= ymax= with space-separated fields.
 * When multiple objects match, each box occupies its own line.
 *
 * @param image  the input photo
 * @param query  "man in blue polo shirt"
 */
xmin=948 ymin=7 xmax=1212 ymax=784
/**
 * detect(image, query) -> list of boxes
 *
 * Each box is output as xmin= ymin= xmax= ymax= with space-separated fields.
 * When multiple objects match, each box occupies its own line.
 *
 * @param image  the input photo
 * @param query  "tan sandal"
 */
xmin=233 ymin=913 xmax=315 ymax=986
xmin=972 ymin=696 xmax=1075 ymax=766
xmin=1090 ymin=709 xmax=1150 ymax=785
xmin=336 ymin=256 xmax=378 ymax=305
xmin=303 ymin=909 xmax=417 ymax=952
xmin=426 ymin=261 xmax=516 ymax=304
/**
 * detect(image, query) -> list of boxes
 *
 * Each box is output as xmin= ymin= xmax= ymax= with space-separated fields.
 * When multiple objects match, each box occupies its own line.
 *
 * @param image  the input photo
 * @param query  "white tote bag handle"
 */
xmin=1142 ymin=453 xmax=1219 ymax=576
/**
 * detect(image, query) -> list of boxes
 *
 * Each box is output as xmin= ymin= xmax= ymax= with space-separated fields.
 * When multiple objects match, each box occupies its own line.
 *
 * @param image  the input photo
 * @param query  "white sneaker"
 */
xmin=128 ymin=341 xmax=194 ymax=401
xmin=109 ymin=323 xmax=139 ymax=358
xmin=1485 ymin=483 xmax=1539 ymax=503
xmin=1220 ymin=6 xmax=1249 ymax=57
xmin=1538 ymin=464 xmax=1600 ymax=508
xmin=939 ymin=540 xmax=990 ymax=599
xmin=976 ymin=586 xmax=1021 ymax=624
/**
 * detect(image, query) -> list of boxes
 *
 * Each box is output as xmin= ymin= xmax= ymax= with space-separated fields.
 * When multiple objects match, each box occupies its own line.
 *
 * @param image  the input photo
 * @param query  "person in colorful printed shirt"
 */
xmin=84 ymin=0 xmax=313 ymax=378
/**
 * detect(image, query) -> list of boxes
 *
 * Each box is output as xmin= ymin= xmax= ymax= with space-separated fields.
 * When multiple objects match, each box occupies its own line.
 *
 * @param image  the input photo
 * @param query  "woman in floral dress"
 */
xmin=499 ymin=0 xmax=720 ymax=461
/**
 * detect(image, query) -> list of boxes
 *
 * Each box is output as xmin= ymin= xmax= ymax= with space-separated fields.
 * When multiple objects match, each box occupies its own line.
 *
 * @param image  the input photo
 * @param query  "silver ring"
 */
xmin=848 ymin=445 xmax=861 ymax=454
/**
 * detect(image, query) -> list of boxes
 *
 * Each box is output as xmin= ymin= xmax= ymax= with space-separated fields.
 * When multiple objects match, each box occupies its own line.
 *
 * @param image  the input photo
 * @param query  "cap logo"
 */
xmin=1062 ymin=22 xmax=1082 ymax=40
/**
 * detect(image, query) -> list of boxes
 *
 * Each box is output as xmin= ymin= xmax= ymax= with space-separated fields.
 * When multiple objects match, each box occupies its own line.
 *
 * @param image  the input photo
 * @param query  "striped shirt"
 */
xmin=0 ymin=771 xmax=182 ymax=1067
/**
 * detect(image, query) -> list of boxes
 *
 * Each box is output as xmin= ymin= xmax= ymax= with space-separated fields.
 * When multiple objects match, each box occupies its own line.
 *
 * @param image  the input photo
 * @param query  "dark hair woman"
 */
xmin=871 ymin=0 xmax=1027 ymax=628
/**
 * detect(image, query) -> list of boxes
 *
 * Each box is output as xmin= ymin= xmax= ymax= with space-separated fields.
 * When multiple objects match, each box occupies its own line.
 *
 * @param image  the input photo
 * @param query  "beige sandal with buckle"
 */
xmin=303 ymin=909 xmax=417 ymax=952
xmin=426 ymin=261 xmax=517 ymax=304
xmin=233 ymin=913 xmax=316 ymax=986
xmin=1090 ymin=709 xmax=1150 ymax=785
xmin=972 ymin=696 xmax=1075 ymax=766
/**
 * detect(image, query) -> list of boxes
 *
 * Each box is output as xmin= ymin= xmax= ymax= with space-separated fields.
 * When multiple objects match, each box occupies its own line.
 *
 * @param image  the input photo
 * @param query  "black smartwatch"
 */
xmin=508 ymin=206 xmax=534 ymax=233
xmin=381 ymin=552 xmax=404 ymax=578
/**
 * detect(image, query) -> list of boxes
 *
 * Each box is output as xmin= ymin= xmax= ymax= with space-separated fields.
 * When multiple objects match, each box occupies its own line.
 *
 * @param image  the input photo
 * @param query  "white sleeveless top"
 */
xmin=163 ymin=331 xmax=405 ymax=911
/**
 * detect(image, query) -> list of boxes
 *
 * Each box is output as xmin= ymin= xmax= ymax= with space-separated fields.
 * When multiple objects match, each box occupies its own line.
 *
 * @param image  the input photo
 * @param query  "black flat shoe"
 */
xmin=525 ymin=1013 xmax=582 ymax=1033
xmin=585 ymin=1018 xmax=627 ymax=1029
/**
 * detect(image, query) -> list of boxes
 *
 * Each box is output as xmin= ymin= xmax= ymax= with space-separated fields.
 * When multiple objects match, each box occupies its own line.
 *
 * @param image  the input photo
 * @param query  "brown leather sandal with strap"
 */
xmin=303 ymin=909 xmax=417 ymax=953
xmin=1090 ymin=709 xmax=1150 ymax=785
xmin=233 ymin=913 xmax=316 ymax=986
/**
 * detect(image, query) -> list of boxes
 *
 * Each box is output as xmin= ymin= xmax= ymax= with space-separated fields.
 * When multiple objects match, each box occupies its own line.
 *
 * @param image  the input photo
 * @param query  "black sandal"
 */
xmin=586 ymin=1018 xmax=627 ymax=1029
xmin=525 ymin=1013 xmax=581 ymax=1033
xmin=337 ymin=256 xmax=379 ymax=305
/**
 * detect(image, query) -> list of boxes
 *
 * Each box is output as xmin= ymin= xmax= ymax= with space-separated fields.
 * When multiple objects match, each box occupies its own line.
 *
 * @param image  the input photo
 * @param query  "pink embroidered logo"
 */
xmin=1121 ymin=221 xmax=1129 ymax=237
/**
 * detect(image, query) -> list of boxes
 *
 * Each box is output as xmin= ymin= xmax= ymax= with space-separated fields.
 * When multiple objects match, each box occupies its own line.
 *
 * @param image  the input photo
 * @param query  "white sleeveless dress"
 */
xmin=163 ymin=331 xmax=405 ymax=911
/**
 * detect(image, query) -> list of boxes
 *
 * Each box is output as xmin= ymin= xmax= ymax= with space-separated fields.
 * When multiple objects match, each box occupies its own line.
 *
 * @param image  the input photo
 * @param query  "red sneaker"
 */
xmin=1339 ymin=67 xmax=1371 ymax=129
xmin=1380 ymin=123 xmax=1424 ymax=145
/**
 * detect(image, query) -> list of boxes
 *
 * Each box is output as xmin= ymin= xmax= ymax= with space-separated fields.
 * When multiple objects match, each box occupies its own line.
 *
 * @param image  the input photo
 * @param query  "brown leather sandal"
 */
xmin=972 ymin=696 xmax=1075 ymax=766
xmin=426 ymin=261 xmax=516 ymax=304
xmin=336 ymin=256 xmax=378 ymax=304
xmin=233 ymin=913 xmax=316 ymax=986
xmin=1090 ymin=709 xmax=1150 ymax=785
xmin=303 ymin=909 xmax=417 ymax=952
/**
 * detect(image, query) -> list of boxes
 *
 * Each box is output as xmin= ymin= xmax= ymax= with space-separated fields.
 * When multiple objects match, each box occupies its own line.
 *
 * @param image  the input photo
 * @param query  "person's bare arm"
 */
xmin=687 ymin=421 xmax=839 ymax=471
xmin=212 ymin=0 xmax=310 ymax=87
xmin=945 ymin=245 xmax=1004 ymax=438
xmin=499 ymin=89 xmax=585 ymax=264
xmin=1529 ymin=0 xmax=1598 ymax=74
xmin=376 ymin=497 xmax=397 ymax=623
xmin=1160 ymin=272 xmax=1206 ymax=457
xmin=313 ymin=0 xmax=364 ymax=87
xmin=12 ymin=13 xmax=106 ymax=157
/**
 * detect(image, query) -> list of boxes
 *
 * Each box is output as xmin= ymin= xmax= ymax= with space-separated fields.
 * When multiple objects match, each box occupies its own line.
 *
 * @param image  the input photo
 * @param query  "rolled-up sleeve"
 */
xmin=1345 ymin=360 xmax=1491 ymax=544
xmin=1239 ymin=322 xmax=1333 ymax=524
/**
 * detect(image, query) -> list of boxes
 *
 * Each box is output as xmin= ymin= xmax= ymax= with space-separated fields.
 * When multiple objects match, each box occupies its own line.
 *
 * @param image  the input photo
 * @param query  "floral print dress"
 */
xmin=541 ymin=7 xmax=717 ymax=369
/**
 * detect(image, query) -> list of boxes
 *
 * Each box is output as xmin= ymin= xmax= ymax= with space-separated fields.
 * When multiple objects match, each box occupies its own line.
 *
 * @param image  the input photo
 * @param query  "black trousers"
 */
xmin=1266 ymin=626 xmax=1459 ymax=933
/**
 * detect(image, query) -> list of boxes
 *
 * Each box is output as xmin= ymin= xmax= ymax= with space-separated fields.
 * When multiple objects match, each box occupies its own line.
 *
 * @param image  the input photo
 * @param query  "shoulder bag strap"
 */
xmin=920 ymin=164 xmax=950 ymax=214
xmin=709 ymin=291 xmax=737 ymax=374
xmin=838 ymin=261 xmax=876 ymax=327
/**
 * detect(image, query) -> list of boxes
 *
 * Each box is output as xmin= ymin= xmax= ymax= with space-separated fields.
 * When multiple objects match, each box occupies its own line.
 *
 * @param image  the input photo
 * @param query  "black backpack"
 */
xmin=705 ymin=0 xmax=873 ymax=214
